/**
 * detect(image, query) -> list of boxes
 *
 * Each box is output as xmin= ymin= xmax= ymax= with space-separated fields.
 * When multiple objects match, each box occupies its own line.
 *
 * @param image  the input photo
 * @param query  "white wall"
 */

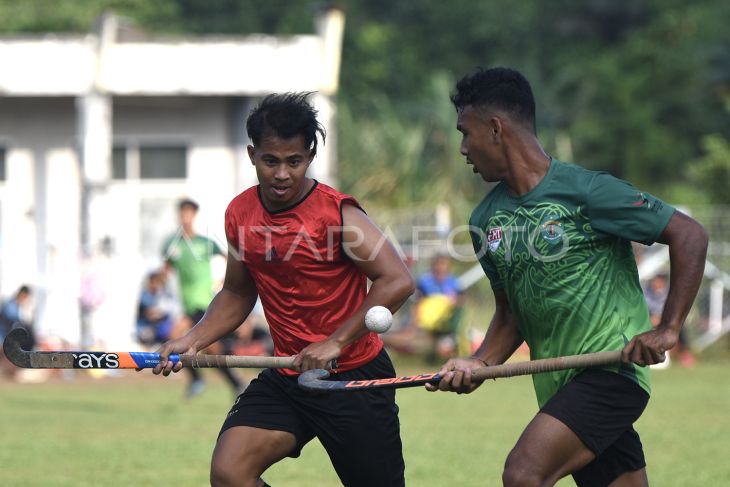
xmin=113 ymin=96 xmax=250 ymax=229
xmin=0 ymin=96 xmax=262 ymax=346
xmin=0 ymin=148 xmax=37 ymax=295
xmin=0 ymin=38 xmax=96 ymax=95
xmin=102 ymin=38 xmax=323 ymax=95
xmin=96 ymin=96 xmax=256 ymax=347
xmin=0 ymin=35 xmax=325 ymax=96
xmin=0 ymin=97 xmax=81 ymax=339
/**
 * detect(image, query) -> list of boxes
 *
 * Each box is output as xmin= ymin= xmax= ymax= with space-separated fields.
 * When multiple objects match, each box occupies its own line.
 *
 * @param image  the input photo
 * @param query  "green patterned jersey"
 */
xmin=470 ymin=159 xmax=675 ymax=407
xmin=163 ymin=233 xmax=223 ymax=315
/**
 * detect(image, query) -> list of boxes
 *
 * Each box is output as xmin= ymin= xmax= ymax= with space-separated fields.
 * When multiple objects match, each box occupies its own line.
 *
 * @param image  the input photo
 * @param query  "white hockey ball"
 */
xmin=365 ymin=306 xmax=393 ymax=333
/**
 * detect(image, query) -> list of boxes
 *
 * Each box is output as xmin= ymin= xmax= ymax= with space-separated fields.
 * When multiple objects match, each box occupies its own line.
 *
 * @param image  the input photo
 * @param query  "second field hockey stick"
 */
xmin=3 ymin=327 xmax=335 ymax=370
xmin=298 ymin=350 xmax=622 ymax=392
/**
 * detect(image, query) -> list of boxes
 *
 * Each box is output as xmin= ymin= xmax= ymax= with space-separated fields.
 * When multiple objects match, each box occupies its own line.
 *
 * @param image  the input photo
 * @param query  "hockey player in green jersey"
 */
xmin=427 ymin=67 xmax=708 ymax=487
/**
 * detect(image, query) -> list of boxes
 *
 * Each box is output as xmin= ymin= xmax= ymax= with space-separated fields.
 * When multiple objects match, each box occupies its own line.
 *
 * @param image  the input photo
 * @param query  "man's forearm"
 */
xmin=188 ymin=288 xmax=257 ymax=351
xmin=471 ymin=312 xmax=524 ymax=366
xmin=660 ymin=223 xmax=709 ymax=333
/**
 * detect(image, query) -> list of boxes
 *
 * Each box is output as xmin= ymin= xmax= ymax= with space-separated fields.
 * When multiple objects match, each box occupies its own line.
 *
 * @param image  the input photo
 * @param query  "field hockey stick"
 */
xmin=298 ymin=350 xmax=622 ymax=392
xmin=3 ymin=327 xmax=335 ymax=370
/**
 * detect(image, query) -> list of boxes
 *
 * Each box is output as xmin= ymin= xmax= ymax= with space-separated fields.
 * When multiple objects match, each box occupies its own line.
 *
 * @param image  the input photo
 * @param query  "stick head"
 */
xmin=3 ymin=327 xmax=31 ymax=368
xmin=364 ymin=306 xmax=393 ymax=333
xmin=298 ymin=368 xmax=443 ymax=392
xmin=297 ymin=369 xmax=334 ymax=391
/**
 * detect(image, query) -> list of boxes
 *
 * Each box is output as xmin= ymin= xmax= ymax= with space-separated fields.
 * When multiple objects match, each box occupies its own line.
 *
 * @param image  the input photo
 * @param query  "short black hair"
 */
xmin=451 ymin=67 xmax=536 ymax=132
xmin=147 ymin=271 xmax=163 ymax=281
xmin=17 ymin=285 xmax=31 ymax=296
xmin=178 ymin=198 xmax=199 ymax=211
xmin=246 ymin=92 xmax=326 ymax=153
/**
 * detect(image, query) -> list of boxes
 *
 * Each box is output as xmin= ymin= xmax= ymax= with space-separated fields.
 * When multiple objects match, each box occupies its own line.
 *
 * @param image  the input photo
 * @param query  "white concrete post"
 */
xmin=233 ymin=96 xmax=257 ymax=191
xmin=76 ymin=13 xmax=116 ymax=347
xmin=312 ymin=5 xmax=345 ymax=187
xmin=316 ymin=5 xmax=345 ymax=97
xmin=311 ymin=92 xmax=335 ymax=185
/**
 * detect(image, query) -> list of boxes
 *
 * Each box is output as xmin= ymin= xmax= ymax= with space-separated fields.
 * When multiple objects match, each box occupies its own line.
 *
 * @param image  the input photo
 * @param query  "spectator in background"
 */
xmin=643 ymin=273 xmax=696 ymax=367
xmin=415 ymin=254 xmax=464 ymax=361
xmin=163 ymin=198 xmax=246 ymax=398
xmin=136 ymin=271 xmax=175 ymax=346
xmin=644 ymin=273 xmax=669 ymax=327
xmin=0 ymin=285 xmax=35 ymax=378
xmin=0 ymin=285 xmax=34 ymax=346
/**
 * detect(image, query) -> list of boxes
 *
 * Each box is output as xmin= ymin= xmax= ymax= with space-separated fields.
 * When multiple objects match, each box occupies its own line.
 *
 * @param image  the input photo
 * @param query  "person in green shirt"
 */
xmin=427 ymin=67 xmax=708 ymax=487
xmin=163 ymin=198 xmax=246 ymax=398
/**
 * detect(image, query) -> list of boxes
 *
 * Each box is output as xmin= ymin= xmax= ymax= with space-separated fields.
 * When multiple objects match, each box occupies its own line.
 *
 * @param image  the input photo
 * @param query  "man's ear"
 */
xmin=308 ymin=148 xmax=316 ymax=163
xmin=247 ymin=145 xmax=256 ymax=165
xmin=489 ymin=117 xmax=503 ymax=140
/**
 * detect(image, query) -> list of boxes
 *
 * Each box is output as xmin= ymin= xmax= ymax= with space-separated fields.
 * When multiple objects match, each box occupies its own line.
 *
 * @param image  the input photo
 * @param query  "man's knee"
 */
xmin=210 ymin=453 xmax=252 ymax=487
xmin=503 ymin=449 xmax=544 ymax=487
xmin=210 ymin=444 xmax=266 ymax=487
xmin=211 ymin=427 xmax=295 ymax=487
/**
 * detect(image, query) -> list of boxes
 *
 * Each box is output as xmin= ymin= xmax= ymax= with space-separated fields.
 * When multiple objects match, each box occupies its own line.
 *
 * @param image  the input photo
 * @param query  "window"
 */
xmin=0 ymin=147 xmax=5 ymax=181
xmin=139 ymin=146 xmax=187 ymax=179
xmin=112 ymin=146 xmax=126 ymax=180
xmin=110 ymin=145 xmax=187 ymax=180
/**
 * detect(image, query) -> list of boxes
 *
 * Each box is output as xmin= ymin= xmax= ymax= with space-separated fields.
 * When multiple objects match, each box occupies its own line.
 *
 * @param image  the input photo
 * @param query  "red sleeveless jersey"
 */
xmin=224 ymin=181 xmax=383 ymax=375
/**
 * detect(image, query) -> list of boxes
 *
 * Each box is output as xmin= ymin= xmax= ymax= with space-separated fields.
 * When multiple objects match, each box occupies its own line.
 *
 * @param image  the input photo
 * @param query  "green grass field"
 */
xmin=1 ymin=356 xmax=729 ymax=486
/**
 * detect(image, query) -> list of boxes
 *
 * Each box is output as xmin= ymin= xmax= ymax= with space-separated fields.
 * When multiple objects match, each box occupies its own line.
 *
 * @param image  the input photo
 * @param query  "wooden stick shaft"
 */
xmin=180 ymin=354 xmax=297 ymax=369
xmin=298 ymin=350 xmax=624 ymax=392
xmin=470 ymin=350 xmax=622 ymax=381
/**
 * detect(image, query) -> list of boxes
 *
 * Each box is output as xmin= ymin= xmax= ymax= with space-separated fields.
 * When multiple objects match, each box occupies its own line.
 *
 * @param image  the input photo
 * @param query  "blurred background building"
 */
xmin=0 ymin=7 xmax=344 ymax=346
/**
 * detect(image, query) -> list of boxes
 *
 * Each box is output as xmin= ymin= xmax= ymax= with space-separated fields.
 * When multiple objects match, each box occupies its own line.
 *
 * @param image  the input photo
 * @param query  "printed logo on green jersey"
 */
xmin=487 ymin=227 xmax=503 ymax=252
xmin=540 ymin=214 xmax=564 ymax=244
xmin=485 ymin=204 xmax=575 ymax=265
xmin=631 ymin=192 xmax=665 ymax=214
xmin=631 ymin=192 xmax=650 ymax=208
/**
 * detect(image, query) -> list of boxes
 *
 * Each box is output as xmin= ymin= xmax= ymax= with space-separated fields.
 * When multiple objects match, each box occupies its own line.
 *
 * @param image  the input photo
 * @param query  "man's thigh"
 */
xmin=213 ymin=425 xmax=298 ymax=477
xmin=573 ymin=428 xmax=648 ymax=487
xmin=219 ymin=368 xmax=316 ymax=458
xmin=306 ymin=389 xmax=404 ymax=487
xmin=301 ymin=351 xmax=405 ymax=487
xmin=506 ymin=412 xmax=596 ymax=484
xmin=539 ymin=370 xmax=650 ymax=487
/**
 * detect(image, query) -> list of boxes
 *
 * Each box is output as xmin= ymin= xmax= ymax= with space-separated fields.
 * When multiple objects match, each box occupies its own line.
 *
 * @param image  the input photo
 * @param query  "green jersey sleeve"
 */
xmin=587 ymin=172 xmax=675 ymax=245
xmin=208 ymin=237 xmax=224 ymax=257
xmin=470 ymin=226 xmax=504 ymax=289
xmin=161 ymin=235 xmax=176 ymax=265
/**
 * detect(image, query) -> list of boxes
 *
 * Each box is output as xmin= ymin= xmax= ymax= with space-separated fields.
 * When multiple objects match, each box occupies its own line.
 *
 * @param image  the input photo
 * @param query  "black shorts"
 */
xmin=220 ymin=348 xmax=405 ymax=487
xmin=541 ymin=369 xmax=650 ymax=487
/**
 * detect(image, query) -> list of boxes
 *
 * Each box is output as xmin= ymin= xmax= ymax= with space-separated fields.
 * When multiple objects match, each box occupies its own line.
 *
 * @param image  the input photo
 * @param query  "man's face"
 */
xmin=433 ymin=257 xmax=450 ymax=280
xmin=149 ymin=275 xmax=163 ymax=292
xmin=456 ymin=105 xmax=504 ymax=182
xmin=248 ymin=135 xmax=314 ymax=210
xmin=179 ymin=206 xmax=197 ymax=227
xmin=651 ymin=276 xmax=668 ymax=293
